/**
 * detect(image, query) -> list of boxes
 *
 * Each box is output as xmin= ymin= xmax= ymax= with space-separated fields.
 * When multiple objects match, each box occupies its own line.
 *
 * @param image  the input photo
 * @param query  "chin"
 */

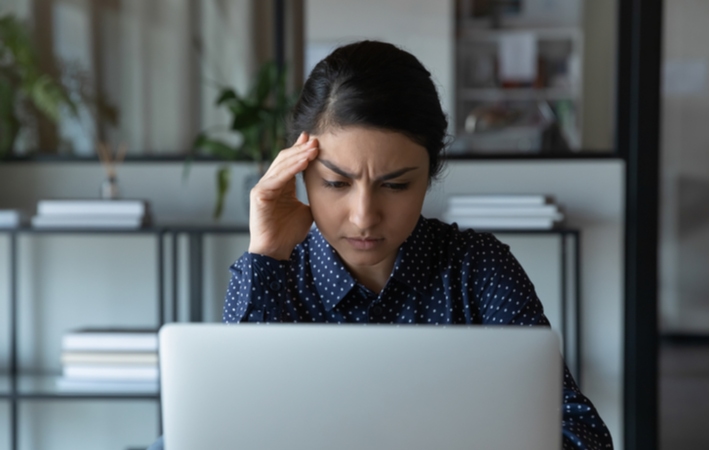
xmin=337 ymin=247 xmax=391 ymax=267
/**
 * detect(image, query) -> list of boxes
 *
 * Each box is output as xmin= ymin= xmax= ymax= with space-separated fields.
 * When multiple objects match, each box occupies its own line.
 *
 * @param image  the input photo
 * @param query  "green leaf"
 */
xmin=213 ymin=165 xmax=231 ymax=219
xmin=27 ymin=75 xmax=61 ymax=119
xmin=239 ymin=126 xmax=264 ymax=162
xmin=191 ymin=61 xmax=297 ymax=167
xmin=0 ymin=13 xmax=81 ymax=155
xmin=0 ymin=78 xmax=20 ymax=157
xmin=230 ymin=101 xmax=262 ymax=130
xmin=215 ymin=88 xmax=238 ymax=106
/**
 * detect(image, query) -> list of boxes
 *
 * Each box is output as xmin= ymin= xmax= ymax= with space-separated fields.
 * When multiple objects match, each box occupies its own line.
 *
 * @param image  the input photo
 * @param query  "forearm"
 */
xmin=560 ymin=366 xmax=614 ymax=449
xmin=222 ymin=252 xmax=292 ymax=323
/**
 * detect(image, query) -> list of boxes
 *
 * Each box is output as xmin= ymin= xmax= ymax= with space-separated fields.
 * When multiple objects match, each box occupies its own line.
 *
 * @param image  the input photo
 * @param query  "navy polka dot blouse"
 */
xmin=223 ymin=216 xmax=613 ymax=449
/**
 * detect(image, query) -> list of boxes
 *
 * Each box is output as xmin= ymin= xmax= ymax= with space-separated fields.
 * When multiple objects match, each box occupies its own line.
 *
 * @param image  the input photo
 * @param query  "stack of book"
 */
xmin=443 ymin=194 xmax=564 ymax=230
xmin=31 ymin=199 xmax=150 ymax=229
xmin=0 ymin=209 xmax=26 ymax=228
xmin=56 ymin=328 xmax=159 ymax=392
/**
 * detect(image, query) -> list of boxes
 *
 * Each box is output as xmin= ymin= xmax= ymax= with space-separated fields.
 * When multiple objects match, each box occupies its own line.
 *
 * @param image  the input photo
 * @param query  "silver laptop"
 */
xmin=159 ymin=324 xmax=561 ymax=450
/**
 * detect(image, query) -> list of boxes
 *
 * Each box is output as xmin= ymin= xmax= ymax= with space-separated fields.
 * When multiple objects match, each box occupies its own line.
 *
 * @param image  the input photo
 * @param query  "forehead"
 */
xmin=313 ymin=126 xmax=428 ymax=166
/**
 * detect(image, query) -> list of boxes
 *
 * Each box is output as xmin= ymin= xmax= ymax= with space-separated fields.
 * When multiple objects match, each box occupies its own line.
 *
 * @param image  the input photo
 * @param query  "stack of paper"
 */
xmin=443 ymin=195 xmax=564 ymax=230
xmin=31 ymin=199 xmax=150 ymax=229
xmin=56 ymin=328 xmax=159 ymax=392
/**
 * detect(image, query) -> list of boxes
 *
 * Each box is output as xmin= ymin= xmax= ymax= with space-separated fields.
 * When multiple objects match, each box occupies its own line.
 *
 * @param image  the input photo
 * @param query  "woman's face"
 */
xmin=303 ymin=126 xmax=430 ymax=278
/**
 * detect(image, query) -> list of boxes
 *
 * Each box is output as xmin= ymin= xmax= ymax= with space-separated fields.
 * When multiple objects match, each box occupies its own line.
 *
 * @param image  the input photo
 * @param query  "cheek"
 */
xmin=395 ymin=185 xmax=427 ymax=212
xmin=390 ymin=190 xmax=426 ymax=231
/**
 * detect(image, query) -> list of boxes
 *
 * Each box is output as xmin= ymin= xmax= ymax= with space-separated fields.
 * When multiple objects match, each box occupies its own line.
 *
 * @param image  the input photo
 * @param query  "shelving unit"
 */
xmin=1 ymin=227 xmax=166 ymax=450
xmin=0 ymin=223 xmax=253 ymax=449
xmin=1 ymin=224 xmax=579 ymax=450
xmin=453 ymin=1 xmax=584 ymax=153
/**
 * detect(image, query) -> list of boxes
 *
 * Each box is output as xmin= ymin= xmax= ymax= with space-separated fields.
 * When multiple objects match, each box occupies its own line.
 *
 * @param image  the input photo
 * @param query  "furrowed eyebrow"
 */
xmin=377 ymin=167 xmax=419 ymax=181
xmin=317 ymin=158 xmax=418 ymax=181
xmin=317 ymin=159 xmax=355 ymax=179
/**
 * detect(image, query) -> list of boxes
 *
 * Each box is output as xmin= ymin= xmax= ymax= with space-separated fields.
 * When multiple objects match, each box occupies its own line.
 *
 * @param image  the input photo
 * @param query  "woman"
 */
xmin=151 ymin=40 xmax=612 ymax=450
xmin=224 ymin=40 xmax=612 ymax=449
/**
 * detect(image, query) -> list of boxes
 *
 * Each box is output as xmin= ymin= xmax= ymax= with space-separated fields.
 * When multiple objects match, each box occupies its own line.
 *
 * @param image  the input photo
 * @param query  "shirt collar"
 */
xmin=308 ymin=217 xmax=436 ymax=311
xmin=307 ymin=227 xmax=357 ymax=311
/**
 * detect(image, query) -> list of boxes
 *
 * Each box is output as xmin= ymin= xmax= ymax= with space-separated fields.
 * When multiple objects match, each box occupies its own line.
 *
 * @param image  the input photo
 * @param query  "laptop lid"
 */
xmin=160 ymin=324 xmax=561 ymax=450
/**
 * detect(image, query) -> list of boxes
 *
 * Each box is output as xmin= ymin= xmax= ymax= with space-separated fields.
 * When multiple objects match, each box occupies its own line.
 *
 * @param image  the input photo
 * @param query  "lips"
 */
xmin=345 ymin=237 xmax=384 ymax=250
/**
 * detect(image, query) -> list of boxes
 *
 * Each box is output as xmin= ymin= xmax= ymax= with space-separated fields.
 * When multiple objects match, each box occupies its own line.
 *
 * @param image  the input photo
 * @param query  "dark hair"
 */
xmin=290 ymin=40 xmax=448 ymax=181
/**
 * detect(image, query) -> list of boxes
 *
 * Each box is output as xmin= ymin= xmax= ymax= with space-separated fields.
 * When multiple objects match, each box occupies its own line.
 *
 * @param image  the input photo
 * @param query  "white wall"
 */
xmin=305 ymin=0 xmax=455 ymax=135
xmin=0 ymin=159 xmax=625 ymax=449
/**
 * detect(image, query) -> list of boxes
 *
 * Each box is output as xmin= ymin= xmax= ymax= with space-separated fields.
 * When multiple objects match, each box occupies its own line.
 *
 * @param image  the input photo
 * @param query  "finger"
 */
xmin=257 ymin=149 xmax=318 ymax=192
xmin=255 ymin=136 xmax=319 ymax=193
xmin=291 ymin=135 xmax=318 ymax=156
xmin=283 ymin=134 xmax=318 ymax=157
xmin=268 ymin=139 xmax=316 ymax=171
xmin=295 ymin=131 xmax=308 ymax=146
xmin=255 ymin=152 xmax=318 ymax=192
xmin=265 ymin=140 xmax=318 ymax=178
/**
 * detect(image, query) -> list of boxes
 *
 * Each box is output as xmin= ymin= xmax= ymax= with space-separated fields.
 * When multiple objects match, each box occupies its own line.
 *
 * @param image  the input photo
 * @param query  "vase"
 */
xmin=100 ymin=175 xmax=120 ymax=199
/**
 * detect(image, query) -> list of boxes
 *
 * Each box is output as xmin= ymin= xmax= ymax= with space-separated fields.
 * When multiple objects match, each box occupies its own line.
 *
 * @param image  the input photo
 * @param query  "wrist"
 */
xmin=247 ymin=244 xmax=292 ymax=261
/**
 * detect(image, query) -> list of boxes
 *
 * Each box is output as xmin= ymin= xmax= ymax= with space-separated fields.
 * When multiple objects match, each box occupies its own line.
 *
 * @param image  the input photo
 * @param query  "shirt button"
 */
xmin=269 ymin=280 xmax=282 ymax=291
xmin=371 ymin=305 xmax=383 ymax=316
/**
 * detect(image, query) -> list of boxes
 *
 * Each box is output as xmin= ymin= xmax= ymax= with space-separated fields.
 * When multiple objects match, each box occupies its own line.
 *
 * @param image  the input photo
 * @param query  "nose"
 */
xmin=349 ymin=187 xmax=381 ymax=231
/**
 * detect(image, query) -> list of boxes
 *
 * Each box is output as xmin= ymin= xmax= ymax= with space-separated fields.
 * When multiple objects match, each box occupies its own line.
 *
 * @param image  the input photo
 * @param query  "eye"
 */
xmin=322 ymin=180 xmax=349 ymax=189
xmin=382 ymin=182 xmax=409 ymax=191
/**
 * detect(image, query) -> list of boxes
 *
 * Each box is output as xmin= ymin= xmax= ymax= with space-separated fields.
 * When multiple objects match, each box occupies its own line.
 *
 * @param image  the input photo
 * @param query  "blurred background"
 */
xmin=0 ymin=1 xmax=706 ymax=449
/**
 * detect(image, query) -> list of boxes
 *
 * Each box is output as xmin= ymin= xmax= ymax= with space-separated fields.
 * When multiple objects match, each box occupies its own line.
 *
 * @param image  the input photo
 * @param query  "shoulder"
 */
xmin=418 ymin=217 xmax=511 ymax=263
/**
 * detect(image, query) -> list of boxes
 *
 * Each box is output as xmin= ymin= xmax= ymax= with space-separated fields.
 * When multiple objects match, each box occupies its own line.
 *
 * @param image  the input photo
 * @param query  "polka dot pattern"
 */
xmin=223 ymin=216 xmax=613 ymax=449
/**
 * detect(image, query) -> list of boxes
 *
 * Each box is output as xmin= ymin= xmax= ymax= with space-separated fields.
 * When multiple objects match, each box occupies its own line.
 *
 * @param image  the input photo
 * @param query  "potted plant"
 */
xmin=0 ymin=14 xmax=77 ymax=158
xmin=189 ymin=61 xmax=298 ymax=219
